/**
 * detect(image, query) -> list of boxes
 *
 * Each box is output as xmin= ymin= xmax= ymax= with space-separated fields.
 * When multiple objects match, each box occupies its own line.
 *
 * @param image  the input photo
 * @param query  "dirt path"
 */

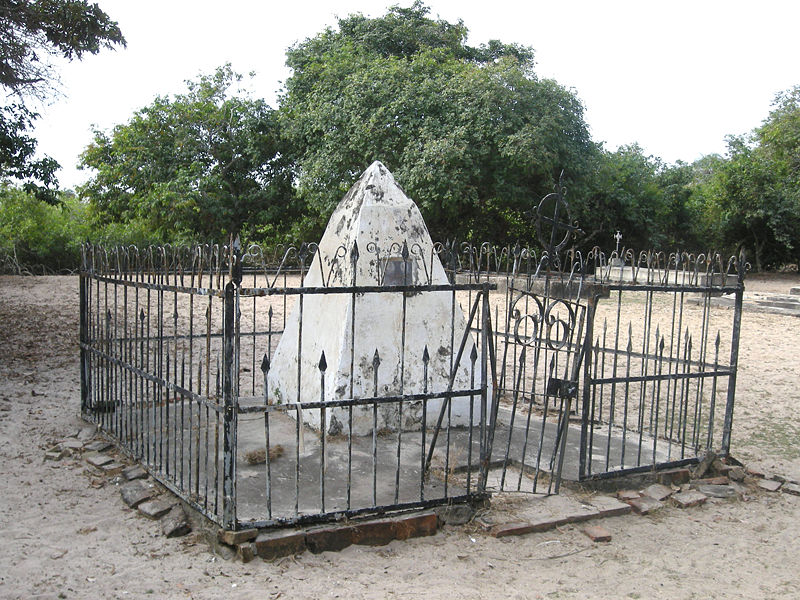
xmin=1 ymin=275 xmax=798 ymax=599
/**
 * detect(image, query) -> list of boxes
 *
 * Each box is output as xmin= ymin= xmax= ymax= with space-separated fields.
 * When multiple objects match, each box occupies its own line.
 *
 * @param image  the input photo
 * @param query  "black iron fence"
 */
xmin=80 ymin=241 xmax=746 ymax=531
xmin=80 ymin=242 xmax=494 ymax=530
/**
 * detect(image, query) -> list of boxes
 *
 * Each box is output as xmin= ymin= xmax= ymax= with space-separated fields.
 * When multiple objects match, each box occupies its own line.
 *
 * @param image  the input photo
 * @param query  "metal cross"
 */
xmin=614 ymin=230 xmax=622 ymax=254
xmin=535 ymin=175 xmax=583 ymax=258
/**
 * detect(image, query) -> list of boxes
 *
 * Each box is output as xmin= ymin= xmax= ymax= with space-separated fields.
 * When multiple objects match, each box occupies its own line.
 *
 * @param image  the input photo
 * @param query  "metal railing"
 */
xmin=80 ymin=241 xmax=747 ymax=529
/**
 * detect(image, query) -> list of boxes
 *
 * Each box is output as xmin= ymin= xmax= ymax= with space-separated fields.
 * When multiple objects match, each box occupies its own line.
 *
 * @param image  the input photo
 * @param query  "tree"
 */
xmin=0 ymin=102 xmax=59 ymax=202
xmin=580 ymin=144 xmax=666 ymax=250
xmin=279 ymin=1 xmax=597 ymax=242
xmin=79 ymin=65 xmax=296 ymax=242
xmin=0 ymin=0 xmax=125 ymax=201
xmin=690 ymin=87 xmax=800 ymax=269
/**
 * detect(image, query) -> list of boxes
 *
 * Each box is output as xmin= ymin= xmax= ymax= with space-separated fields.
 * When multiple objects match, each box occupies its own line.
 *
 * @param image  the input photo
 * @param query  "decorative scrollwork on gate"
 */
xmin=510 ymin=293 xmax=577 ymax=351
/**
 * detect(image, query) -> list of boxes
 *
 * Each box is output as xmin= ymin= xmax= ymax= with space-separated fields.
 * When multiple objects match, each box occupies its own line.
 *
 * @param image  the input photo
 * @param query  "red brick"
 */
xmin=351 ymin=519 xmax=397 ymax=546
xmin=305 ymin=525 xmax=355 ymax=554
xmin=583 ymin=525 xmax=611 ymax=542
xmin=589 ymin=496 xmax=632 ymax=518
xmin=393 ymin=513 xmax=437 ymax=540
xmin=255 ymin=530 xmax=306 ymax=560
xmin=658 ymin=468 xmax=691 ymax=485
xmin=642 ymin=483 xmax=673 ymax=502
xmin=672 ymin=490 xmax=707 ymax=508
xmin=218 ymin=528 xmax=259 ymax=546
xmin=617 ymin=490 xmax=641 ymax=501
xmin=490 ymin=521 xmax=542 ymax=538
xmin=627 ymin=496 xmax=663 ymax=515
xmin=692 ymin=476 xmax=729 ymax=486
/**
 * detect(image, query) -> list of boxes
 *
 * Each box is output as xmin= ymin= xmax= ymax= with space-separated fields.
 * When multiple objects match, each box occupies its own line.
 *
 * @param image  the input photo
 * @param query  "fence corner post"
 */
xmin=222 ymin=280 xmax=238 ymax=530
xmin=79 ymin=260 xmax=88 ymax=413
xmin=721 ymin=252 xmax=746 ymax=456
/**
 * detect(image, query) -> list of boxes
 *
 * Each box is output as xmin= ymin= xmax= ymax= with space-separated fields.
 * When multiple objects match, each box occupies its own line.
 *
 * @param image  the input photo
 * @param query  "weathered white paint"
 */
xmin=267 ymin=161 xmax=486 ymax=436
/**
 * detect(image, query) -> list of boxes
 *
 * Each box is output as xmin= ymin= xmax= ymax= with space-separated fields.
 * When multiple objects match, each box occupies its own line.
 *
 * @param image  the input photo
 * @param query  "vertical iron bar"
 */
xmin=721 ymin=264 xmax=744 ymax=456
xmin=222 ymin=281 xmax=237 ymax=530
xmin=578 ymin=294 xmax=598 ymax=479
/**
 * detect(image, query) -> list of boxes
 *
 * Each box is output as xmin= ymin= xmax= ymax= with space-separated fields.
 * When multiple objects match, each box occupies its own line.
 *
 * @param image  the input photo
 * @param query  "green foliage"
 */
xmin=280 ymin=2 xmax=596 ymax=241
xmin=0 ymin=183 xmax=163 ymax=272
xmin=0 ymin=0 xmax=125 ymax=96
xmin=690 ymin=87 xmax=800 ymax=269
xmin=0 ymin=183 xmax=87 ymax=271
xmin=79 ymin=65 xmax=297 ymax=243
xmin=580 ymin=145 xmax=665 ymax=250
xmin=0 ymin=0 xmax=125 ymax=200
xmin=0 ymin=103 xmax=59 ymax=203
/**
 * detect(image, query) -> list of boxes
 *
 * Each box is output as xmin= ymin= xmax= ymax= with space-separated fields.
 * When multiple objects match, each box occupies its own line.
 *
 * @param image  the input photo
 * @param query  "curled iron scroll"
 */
xmin=511 ymin=293 xmax=577 ymax=351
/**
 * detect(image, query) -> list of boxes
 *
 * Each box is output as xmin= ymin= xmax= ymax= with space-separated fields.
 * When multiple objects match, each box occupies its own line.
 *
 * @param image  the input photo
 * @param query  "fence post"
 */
xmin=721 ymin=253 xmax=745 ymax=456
xmin=478 ymin=284 xmax=490 ymax=492
xmin=578 ymin=293 xmax=599 ymax=480
xmin=79 ymin=248 xmax=89 ymax=413
xmin=222 ymin=280 xmax=237 ymax=530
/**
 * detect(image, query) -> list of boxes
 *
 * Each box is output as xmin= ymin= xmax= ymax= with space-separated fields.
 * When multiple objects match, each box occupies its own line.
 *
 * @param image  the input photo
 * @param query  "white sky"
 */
xmin=30 ymin=0 xmax=800 ymax=190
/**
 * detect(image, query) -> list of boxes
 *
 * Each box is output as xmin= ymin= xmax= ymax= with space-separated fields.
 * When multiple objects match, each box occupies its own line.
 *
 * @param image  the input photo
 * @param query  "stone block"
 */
xmin=120 ymin=480 xmax=155 ymax=508
xmin=728 ymin=466 xmax=746 ymax=482
xmin=393 ymin=512 xmax=438 ymax=540
xmin=138 ymin=498 xmax=174 ymax=519
xmin=161 ymin=505 xmax=191 ymax=538
xmin=658 ymin=468 xmax=691 ymax=485
xmin=758 ymin=479 xmax=783 ymax=492
xmin=588 ymin=496 xmax=632 ymax=518
xmin=254 ymin=530 xmax=307 ymax=560
xmin=101 ymin=462 xmax=124 ymax=476
xmin=729 ymin=481 xmax=749 ymax=496
xmin=616 ymin=490 xmax=641 ymax=501
xmin=78 ymin=425 xmax=97 ymax=441
xmin=123 ymin=465 xmax=148 ymax=481
xmin=711 ymin=459 xmax=733 ymax=476
xmin=695 ymin=484 xmax=737 ymax=499
xmin=782 ymin=483 xmax=800 ymax=496
xmin=745 ymin=467 xmax=765 ymax=479
xmin=627 ymin=496 xmax=663 ymax=515
xmin=642 ymin=483 xmax=673 ymax=502
xmin=237 ymin=542 xmax=256 ymax=563
xmin=692 ymin=476 xmax=729 ymax=486
xmin=85 ymin=440 xmax=113 ymax=452
xmin=219 ymin=528 xmax=259 ymax=546
xmin=85 ymin=452 xmax=113 ymax=467
xmin=45 ymin=449 xmax=66 ymax=461
xmin=435 ymin=504 xmax=474 ymax=525
xmin=583 ymin=525 xmax=612 ymax=542
xmin=60 ymin=439 xmax=85 ymax=451
xmin=305 ymin=525 xmax=355 ymax=554
xmin=693 ymin=451 xmax=717 ymax=478
xmin=672 ymin=490 xmax=707 ymax=508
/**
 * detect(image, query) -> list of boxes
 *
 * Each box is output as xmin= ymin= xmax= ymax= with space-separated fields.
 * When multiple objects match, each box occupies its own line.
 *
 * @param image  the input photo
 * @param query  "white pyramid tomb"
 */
xmin=267 ymin=161 xmax=486 ymax=436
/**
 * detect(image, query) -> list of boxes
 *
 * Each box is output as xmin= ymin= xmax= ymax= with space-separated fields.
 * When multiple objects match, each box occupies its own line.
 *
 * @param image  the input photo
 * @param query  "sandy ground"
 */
xmin=1 ymin=274 xmax=799 ymax=600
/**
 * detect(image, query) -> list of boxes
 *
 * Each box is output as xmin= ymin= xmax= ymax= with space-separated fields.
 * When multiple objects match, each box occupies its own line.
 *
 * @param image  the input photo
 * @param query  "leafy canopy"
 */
xmin=280 ymin=1 xmax=595 ymax=241
xmin=79 ymin=65 xmax=296 ymax=243
xmin=0 ymin=0 xmax=125 ymax=202
xmin=691 ymin=86 xmax=800 ymax=269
